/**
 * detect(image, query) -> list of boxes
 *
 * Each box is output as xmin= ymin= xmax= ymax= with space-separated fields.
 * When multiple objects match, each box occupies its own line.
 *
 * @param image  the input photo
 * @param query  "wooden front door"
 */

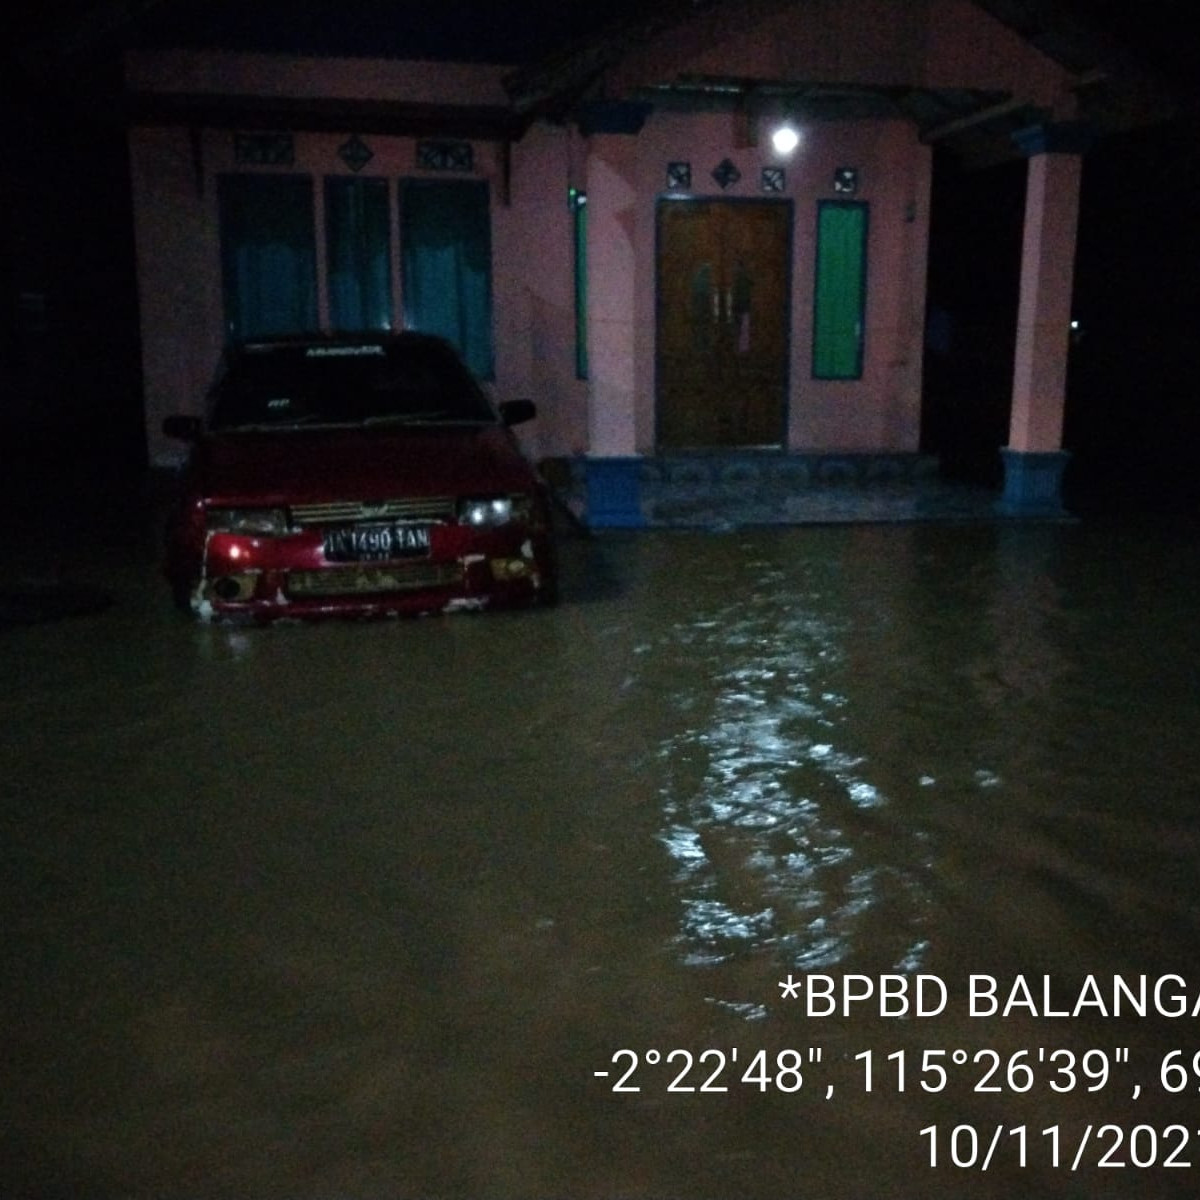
xmin=656 ymin=199 xmax=791 ymax=448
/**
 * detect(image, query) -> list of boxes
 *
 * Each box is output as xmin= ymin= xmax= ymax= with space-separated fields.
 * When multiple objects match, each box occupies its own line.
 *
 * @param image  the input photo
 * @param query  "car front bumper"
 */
xmin=176 ymin=524 xmax=556 ymax=620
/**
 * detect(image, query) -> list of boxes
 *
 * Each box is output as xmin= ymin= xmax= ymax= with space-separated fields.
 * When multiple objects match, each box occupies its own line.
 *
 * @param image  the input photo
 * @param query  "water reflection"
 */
xmin=648 ymin=548 xmax=933 ymax=996
xmin=965 ymin=526 xmax=1072 ymax=712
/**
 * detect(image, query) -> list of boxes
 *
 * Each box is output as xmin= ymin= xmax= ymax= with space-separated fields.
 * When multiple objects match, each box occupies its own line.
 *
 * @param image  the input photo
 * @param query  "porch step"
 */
xmin=543 ymin=452 xmax=1009 ymax=529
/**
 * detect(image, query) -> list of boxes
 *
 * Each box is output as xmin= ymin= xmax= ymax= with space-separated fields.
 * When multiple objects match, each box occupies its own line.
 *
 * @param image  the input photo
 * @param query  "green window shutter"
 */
xmin=813 ymin=201 xmax=868 ymax=380
xmin=218 ymin=174 xmax=317 ymax=341
xmin=325 ymin=177 xmax=392 ymax=332
xmin=400 ymin=179 xmax=494 ymax=379
xmin=570 ymin=188 xmax=588 ymax=379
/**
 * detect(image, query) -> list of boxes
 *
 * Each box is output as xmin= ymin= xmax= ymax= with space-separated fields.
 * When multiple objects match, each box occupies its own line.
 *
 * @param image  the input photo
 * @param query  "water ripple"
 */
xmin=650 ymin=593 xmax=932 ymax=992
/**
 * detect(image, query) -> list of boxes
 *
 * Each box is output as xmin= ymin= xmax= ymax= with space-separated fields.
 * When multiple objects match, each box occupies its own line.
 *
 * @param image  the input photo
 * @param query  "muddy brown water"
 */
xmin=4 ymin=515 xmax=1200 ymax=1198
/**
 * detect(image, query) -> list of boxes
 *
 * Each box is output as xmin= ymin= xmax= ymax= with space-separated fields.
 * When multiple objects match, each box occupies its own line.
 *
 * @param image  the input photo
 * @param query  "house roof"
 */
xmin=504 ymin=0 xmax=1185 ymax=165
xmin=12 ymin=0 xmax=653 ymax=142
xmin=13 ymin=0 xmax=1192 ymax=164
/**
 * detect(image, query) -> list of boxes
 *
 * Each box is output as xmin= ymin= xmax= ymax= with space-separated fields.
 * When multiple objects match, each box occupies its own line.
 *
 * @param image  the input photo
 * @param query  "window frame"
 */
xmin=217 ymin=172 xmax=318 ymax=342
xmin=399 ymin=177 xmax=495 ymax=380
xmin=324 ymin=175 xmax=394 ymax=333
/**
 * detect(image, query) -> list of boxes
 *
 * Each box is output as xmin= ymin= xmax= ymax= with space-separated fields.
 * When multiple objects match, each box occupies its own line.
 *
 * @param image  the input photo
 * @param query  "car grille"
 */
xmin=286 ymin=562 xmax=462 ymax=597
xmin=289 ymin=497 xmax=456 ymax=526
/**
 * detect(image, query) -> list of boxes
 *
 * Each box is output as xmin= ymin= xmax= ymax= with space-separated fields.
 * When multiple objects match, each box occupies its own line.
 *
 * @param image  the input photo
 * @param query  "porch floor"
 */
xmin=546 ymin=452 xmax=1076 ymax=530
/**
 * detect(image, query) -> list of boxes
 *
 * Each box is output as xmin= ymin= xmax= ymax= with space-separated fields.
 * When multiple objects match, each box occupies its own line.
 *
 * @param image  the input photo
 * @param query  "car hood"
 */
xmin=194 ymin=423 xmax=539 ymax=504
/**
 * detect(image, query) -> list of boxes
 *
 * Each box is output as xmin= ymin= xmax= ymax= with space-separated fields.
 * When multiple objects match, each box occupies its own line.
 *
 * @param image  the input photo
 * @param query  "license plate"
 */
xmin=323 ymin=523 xmax=433 ymax=563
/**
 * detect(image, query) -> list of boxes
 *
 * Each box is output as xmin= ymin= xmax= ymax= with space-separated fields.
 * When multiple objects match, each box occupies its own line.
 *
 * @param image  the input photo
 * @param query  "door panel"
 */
xmin=657 ymin=200 xmax=791 ymax=448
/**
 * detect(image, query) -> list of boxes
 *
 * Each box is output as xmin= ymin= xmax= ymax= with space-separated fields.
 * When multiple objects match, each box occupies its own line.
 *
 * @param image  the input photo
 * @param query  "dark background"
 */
xmin=2 ymin=1 xmax=1198 ymax=515
xmin=925 ymin=119 xmax=1200 ymax=514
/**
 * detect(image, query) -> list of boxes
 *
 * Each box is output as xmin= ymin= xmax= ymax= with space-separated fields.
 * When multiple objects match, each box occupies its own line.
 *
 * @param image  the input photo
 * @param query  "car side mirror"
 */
xmin=499 ymin=399 xmax=536 ymax=427
xmin=163 ymin=415 xmax=203 ymax=441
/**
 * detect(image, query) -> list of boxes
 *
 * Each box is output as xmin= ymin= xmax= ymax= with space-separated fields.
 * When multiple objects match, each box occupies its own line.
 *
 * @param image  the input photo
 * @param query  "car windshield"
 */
xmin=209 ymin=338 xmax=496 ymax=431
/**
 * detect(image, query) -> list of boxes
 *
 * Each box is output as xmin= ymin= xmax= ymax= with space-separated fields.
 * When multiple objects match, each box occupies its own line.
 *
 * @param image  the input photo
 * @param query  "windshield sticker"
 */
xmin=305 ymin=345 xmax=386 ymax=358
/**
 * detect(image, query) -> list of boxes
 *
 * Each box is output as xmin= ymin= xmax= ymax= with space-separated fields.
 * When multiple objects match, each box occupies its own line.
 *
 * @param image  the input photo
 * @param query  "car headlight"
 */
xmin=205 ymin=507 xmax=289 ymax=535
xmin=458 ymin=496 xmax=529 ymax=528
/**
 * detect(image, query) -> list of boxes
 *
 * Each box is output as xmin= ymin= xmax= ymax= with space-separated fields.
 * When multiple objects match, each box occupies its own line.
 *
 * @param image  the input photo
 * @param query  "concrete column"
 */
xmin=582 ymin=124 xmax=644 ymax=526
xmin=1000 ymin=126 xmax=1087 ymax=515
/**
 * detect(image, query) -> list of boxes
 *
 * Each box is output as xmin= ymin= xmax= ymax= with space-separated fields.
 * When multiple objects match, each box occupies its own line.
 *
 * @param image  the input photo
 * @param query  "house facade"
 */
xmin=126 ymin=0 xmax=1154 ymax=522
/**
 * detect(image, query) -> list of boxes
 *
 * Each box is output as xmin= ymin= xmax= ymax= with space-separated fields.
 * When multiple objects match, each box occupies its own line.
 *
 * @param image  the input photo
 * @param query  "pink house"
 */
xmin=125 ymin=0 xmax=1171 ymax=524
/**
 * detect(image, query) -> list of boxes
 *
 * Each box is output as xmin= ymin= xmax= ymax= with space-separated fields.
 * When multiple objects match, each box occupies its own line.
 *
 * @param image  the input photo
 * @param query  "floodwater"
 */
xmin=4 ymin=510 xmax=1200 ymax=1199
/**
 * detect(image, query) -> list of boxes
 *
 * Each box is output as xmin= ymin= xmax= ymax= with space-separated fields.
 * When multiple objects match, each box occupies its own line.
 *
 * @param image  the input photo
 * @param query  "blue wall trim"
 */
xmin=584 ymin=456 xmax=645 ymax=528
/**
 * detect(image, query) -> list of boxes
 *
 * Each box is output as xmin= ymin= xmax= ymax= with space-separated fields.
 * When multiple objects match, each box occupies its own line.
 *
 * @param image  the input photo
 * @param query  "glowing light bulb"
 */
xmin=771 ymin=124 xmax=801 ymax=155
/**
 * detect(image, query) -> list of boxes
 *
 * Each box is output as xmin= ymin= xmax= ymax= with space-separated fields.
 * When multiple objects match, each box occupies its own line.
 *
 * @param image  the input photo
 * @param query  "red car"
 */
xmin=162 ymin=332 xmax=557 ymax=620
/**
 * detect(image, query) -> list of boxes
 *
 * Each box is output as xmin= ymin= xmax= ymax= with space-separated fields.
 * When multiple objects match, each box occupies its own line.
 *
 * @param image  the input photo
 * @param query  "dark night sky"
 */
xmin=13 ymin=0 xmax=655 ymax=66
xmin=10 ymin=0 xmax=1200 ymax=80
xmin=123 ymin=0 xmax=647 ymax=61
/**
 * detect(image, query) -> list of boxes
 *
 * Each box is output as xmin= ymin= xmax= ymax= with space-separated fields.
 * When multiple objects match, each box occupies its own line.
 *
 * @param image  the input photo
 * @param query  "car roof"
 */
xmin=232 ymin=330 xmax=454 ymax=356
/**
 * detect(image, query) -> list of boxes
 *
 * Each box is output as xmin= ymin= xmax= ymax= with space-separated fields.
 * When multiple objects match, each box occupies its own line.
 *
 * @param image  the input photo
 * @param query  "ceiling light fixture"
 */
xmin=771 ymin=123 xmax=801 ymax=156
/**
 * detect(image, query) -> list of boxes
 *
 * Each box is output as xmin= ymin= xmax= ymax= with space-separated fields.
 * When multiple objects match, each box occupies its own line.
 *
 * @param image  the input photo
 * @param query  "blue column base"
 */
xmin=996 ymin=448 xmax=1071 ymax=517
xmin=584 ymin=456 xmax=645 ymax=529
